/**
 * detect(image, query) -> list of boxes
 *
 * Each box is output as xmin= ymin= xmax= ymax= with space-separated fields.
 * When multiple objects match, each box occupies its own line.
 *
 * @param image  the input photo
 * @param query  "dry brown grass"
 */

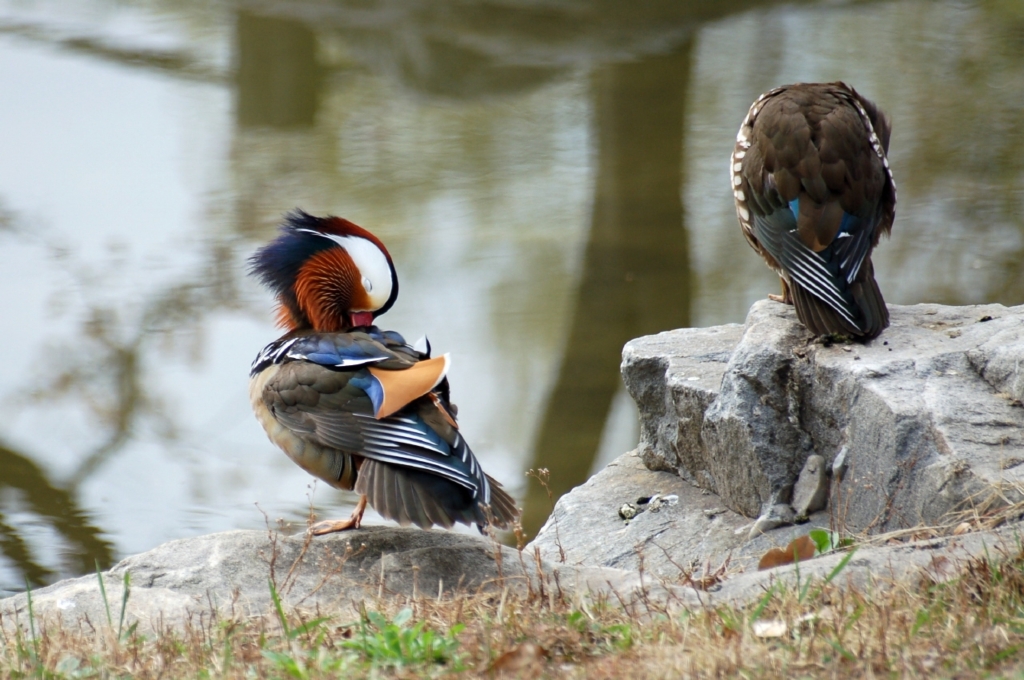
xmin=5 ymin=533 xmax=1024 ymax=679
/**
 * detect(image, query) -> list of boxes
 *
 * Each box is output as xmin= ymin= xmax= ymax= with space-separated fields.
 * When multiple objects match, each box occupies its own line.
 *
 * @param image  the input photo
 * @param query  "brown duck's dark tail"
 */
xmin=849 ymin=262 xmax=889 ymax=339
xmin=790 ymin=269 xmax=888 ymax=340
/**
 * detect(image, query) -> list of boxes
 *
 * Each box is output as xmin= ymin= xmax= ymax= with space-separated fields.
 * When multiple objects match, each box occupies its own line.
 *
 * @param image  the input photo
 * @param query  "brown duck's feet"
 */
xmin=309 ymin=495 xmax=367 ymax=535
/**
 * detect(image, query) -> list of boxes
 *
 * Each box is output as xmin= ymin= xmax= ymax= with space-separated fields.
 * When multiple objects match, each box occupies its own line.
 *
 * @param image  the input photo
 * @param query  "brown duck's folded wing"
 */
xmin=735 ymin=82 xmax=895 ymax=338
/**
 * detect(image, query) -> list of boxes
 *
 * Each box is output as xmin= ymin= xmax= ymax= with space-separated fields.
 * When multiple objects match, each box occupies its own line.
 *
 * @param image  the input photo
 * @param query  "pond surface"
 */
xmin=1 ymin=0 xmax=1022 ymax=594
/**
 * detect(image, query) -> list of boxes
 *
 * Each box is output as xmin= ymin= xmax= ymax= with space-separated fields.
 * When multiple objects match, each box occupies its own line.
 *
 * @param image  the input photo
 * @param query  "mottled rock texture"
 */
xmin=622 ymin=300 xmax=1024 ymax=530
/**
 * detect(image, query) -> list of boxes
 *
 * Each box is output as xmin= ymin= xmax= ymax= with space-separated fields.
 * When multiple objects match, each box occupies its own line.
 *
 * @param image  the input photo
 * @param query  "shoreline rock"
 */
xmin=622 ymin=300 xmax=1024 ymax=530
xmin=0 ymin=528 xmax=533 ymax=634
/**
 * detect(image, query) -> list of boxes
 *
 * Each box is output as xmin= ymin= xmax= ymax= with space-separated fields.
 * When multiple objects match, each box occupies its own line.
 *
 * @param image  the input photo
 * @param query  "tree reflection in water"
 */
xmin=0 ymin=443 xmax=114 ymax=588
xmin=521 ymin=46 xmax=693 ymax=535
xmin=0 ymin=204 xmax=250 ymax=592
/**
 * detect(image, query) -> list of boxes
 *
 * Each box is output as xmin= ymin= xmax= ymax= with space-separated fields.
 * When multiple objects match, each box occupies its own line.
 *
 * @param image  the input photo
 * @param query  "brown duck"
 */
xmin=732 ymin=82 xmax=896 ymax=339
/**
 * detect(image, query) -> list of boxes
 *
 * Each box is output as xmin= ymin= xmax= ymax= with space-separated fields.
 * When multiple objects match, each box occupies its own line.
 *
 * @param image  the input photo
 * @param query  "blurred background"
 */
xmin=1 ymin=0 xmax=1022 ymax=594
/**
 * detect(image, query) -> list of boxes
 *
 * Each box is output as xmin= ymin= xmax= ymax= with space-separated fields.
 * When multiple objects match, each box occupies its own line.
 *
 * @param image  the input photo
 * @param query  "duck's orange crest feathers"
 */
xmin=292 ymin=248 xmax=372 ymax=332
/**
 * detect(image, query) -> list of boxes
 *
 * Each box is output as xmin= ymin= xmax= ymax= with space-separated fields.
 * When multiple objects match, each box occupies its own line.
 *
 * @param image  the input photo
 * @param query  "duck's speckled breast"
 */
xmin=249 ymin=363 xmax=357 ymax=491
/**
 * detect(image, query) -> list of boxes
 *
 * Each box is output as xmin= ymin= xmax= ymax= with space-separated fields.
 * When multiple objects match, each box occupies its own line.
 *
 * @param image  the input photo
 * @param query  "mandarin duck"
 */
xmin=732 ymin=82 xmax=896 ymax=339
xmin=249 ymin=210 xmax=519 ymax=534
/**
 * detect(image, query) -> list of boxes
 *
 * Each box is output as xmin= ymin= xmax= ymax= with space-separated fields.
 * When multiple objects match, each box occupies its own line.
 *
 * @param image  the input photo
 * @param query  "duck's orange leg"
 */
xmin=309 ymin=495 xmax=368 ymax=535
xmin=768 ymin=277 xmax=792 ymax=304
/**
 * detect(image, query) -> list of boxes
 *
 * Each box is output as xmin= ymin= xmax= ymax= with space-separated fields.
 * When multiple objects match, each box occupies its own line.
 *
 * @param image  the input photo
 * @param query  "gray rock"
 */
xmin=832 ymin=445 xmax=850 ymax=481
xmin=0 ymin=528 xmax=533 ymax=634
xmin=748 ymin=503 xmax=798 ymax=538
xmin=7 ymin=301 xmax=1024 ymax=634
xmin=621 ymin=323 xmax=744 ymax=481
xmin=530 ymin=450 xmax=830 ymax=577
xmin=701 ymin=302 xmax=813 ymax=518
xmin=529 ymin=451 xmax=1024 ymax=613
xmin=623 ymin=301 xmax=1024 ymax=532
xmin=792 ymin=454 xmax=829 ymax=517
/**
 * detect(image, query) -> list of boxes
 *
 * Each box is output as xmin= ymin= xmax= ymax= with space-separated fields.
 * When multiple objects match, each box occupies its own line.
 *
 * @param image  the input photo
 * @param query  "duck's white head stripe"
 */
xmin=297 ymin=229 xmax=394 ymax=311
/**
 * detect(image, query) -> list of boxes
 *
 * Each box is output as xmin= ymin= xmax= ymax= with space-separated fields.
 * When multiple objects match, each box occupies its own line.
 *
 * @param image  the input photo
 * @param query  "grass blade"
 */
xmin=24 ymin=578 xmax=39 ymax=669
xmin=118 ymin=571 xmax=131 ymax=639
xmin=808 ymin=549 xmax=857 ymax=602
xmin=95 ymin=559 xmax=113 ymax=630
xmin=268 ymin=578 xmax=290 ymax=638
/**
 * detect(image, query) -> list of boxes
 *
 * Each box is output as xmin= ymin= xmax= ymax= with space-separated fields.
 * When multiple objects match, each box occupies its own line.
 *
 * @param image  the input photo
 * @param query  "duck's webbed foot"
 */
xmin=768 ymin=278 xmax=793 ymax=304
xmin=309 ymin=495 xmax=367 ymax=535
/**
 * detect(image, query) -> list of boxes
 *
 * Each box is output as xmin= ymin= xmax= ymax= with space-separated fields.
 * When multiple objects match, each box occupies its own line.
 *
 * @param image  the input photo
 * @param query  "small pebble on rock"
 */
xmin=619 ymin=503 xmax=640 ymax=521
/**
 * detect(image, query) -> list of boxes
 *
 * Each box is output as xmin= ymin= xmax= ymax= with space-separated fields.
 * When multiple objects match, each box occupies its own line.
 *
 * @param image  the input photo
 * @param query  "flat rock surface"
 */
xmin=5 ymin=491 xmax=1023 ymax=634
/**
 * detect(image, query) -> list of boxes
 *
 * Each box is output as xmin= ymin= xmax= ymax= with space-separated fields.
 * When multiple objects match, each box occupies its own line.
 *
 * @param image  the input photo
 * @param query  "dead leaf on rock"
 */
xmin=790 ymin=535 xmax=817 ymax=560
xmin=758 ymin=534 xmax=817 ymax=570
xmin=758 ymin=547 xmax=792 ymax=571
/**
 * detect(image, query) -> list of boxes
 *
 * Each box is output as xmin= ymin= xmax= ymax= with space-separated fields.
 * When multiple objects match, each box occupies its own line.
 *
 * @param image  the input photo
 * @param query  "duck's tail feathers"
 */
xmin=355 ymin=460 xmax=520 ymax=530
xmin=790 ymin=266 xmax=888 ymax=340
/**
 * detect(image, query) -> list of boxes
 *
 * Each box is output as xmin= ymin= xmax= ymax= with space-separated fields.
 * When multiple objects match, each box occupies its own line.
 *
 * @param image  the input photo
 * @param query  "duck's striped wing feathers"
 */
xmin=281 ymin=402 xmax=514 ymax=529
xmin=254 ymin=333 xmax=519 ymax=529
xmin=750 ymin=207 xmax=862 ymax=332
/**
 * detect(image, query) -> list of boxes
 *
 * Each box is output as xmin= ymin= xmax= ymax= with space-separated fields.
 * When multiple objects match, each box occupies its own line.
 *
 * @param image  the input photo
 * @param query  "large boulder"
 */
xmin=623 ymin=300 xmax=1024 ymax=530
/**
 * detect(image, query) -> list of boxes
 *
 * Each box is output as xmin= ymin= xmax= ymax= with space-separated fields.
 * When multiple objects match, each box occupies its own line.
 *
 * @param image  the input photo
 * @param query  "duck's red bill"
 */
xmin=350 ymin=312 xmax=374 ymax=327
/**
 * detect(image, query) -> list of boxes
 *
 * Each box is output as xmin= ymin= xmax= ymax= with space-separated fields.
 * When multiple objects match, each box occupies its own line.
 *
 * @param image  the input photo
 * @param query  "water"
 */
xmin=1 ymin=0 xmax=1022 ymax=594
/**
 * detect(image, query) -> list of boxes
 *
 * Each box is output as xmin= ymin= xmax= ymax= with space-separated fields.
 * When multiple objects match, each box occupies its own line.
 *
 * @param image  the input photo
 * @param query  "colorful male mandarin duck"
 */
xmin=732 ymin=82 xmax=896 ymax=339
xmin=249 ymin=210 xmax=518 ymax=534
